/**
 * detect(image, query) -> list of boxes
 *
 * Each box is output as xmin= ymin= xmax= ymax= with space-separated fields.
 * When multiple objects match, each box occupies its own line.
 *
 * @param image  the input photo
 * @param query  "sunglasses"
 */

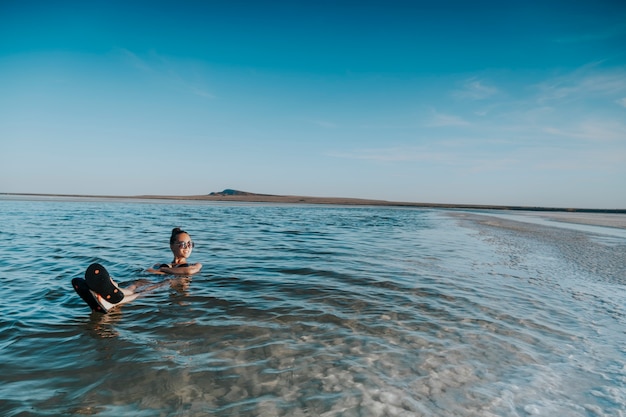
xmin=173 ymin=241 xmax=195 ymax=249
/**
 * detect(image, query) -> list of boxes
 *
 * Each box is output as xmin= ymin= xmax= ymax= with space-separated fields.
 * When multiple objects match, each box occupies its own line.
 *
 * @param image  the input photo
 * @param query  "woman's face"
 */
xmin=170 ymin=232 xmax=194 ymax=257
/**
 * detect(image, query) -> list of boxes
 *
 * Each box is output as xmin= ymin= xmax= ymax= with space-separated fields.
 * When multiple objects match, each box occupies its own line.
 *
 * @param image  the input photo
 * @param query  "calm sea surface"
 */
xmin=1 ymin=197 xmax=624 ymax=417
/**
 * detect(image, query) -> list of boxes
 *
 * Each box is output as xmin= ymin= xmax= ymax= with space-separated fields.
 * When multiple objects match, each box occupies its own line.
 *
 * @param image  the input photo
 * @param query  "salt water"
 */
xmin=1 ymin=197 xmax=624 ymax=416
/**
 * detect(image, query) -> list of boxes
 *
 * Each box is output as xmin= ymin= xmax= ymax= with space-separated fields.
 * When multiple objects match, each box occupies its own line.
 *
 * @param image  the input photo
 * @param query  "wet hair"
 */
xmin=170 ymin=227 xmax=189 ymax=244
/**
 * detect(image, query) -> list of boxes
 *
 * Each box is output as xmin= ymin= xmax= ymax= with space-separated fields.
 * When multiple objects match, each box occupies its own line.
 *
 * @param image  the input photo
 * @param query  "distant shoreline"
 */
xmin=2 ymin=192 xmax=625 ymax=214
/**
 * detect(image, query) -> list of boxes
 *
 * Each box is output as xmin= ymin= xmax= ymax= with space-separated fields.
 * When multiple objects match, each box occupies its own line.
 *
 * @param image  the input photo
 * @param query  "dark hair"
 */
xmin=170 ymin=227 xmax=188 ymax=244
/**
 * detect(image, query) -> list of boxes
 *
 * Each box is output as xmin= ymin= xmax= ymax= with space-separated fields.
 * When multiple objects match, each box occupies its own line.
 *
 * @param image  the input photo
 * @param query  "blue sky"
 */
xmin=1 ymin=1 xmax=625 ymax=208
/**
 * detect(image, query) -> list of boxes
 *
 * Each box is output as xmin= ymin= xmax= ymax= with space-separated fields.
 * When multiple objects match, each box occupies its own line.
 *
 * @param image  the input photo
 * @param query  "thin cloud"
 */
xmin=328 ymin=146 xmax=455 ymax=163
xmin=532 ymin=148 xmax=626 ymax=171
xmin=117 ymin=48 xmax=154 ymax=73
xmin=543 ymin=120 xmax=626 ymax=142
xmin=313 ymin=120 xmax=337 ymax=128
xmin=459 ymin=65 xmax=626 ymax=144
xmin=117 ymin=48 xmax=216 ymax=99
xmin=466 ymin=157 xmax=519 ymax=173
xmin=427 ymin=111 xmax=470 ymax=127
xmin=357 ymin=123 xmax=420 ymax=130
xmin=453 ymin=79 xmax=498 ymax=101
xmin=330 ymin=146 xmax=523 ymax=175
xmin=535 ymin=65 xmax=626 ymax=104
xmin=190 ymin=87 xmax=216 ymax=99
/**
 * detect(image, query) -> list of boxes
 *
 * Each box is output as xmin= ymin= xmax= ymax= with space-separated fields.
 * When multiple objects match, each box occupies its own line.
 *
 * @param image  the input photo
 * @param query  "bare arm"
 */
xmin=146 ymin=264 xmax=167 ymax=274
xmin=147 ymin=263 xmax=203 ymax=276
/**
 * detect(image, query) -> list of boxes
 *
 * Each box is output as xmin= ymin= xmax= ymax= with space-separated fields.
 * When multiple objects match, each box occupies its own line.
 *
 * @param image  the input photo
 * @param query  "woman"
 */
xmin=73 ymin=227 xmax=202 ymax=313
xmin=147 ymin=227 xmax=203 ymax=275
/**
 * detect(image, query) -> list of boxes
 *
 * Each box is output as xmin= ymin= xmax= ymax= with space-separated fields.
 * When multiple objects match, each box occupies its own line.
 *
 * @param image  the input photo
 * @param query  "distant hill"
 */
xmin=208 ymin=189 xmax=271 ymax=196
xmin=208 ymin=189 xmax=284 ymax=197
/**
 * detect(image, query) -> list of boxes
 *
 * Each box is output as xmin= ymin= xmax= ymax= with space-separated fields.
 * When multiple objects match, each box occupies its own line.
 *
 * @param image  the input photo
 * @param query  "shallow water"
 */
xmin=1 ymin=197 xmax=624 ymax=416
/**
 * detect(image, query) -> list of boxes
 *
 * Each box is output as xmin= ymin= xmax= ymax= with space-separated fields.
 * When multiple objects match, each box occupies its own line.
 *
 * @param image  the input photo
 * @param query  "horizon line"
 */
xmin=2 ymin=192 xmax=625 ymax=214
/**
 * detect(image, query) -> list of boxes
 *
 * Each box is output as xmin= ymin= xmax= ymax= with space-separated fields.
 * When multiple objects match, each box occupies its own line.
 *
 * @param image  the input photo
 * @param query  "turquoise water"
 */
xmin=1 ymin=197 xmax=624 ymax=416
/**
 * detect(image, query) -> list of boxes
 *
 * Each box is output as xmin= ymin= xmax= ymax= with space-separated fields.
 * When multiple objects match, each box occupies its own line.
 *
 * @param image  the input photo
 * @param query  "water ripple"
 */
xmin=0 ymin=199 xmax=623 ymax=416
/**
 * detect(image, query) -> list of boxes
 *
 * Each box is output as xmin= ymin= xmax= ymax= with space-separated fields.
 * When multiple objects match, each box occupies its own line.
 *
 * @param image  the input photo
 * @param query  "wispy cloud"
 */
xmin=543 ymin=119 xmax=626 ymax=142
xmin=313 ymin=120 xmax=337 ymax=128
xmin=328 ymin=145 xmax=529 ymax=175
xmin=189 ymin=86 xmax=216 ymax=99
xmin=444 ymin=65 xmax=626 ymax=147
xmin=117 ymin=48 xmax=216 ymax=99
xmin=452 ymin=78 xmax=498 ymax=101
xmin=531 ymin=147 xmax=626 ymax=171
xmin=118 ymin=48 xmax=154 ymax=73
xmin=535 ymin=65 xmax=626 ymax=104
xmin=328 ymin=146 xmax=454 ymax=163
xmin=427 ymin=111 xmax=470 ymax=127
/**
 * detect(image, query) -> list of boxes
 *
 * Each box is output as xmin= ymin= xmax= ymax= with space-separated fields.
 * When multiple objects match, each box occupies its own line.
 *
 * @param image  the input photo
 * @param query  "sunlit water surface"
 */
xmin=1 ymin=197 xmax=624 ymax=416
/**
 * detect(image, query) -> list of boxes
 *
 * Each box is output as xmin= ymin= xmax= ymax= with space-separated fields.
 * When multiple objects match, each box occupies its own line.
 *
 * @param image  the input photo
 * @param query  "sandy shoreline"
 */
xmin=3 ymin=192 xmax=626 ymax=229
xmin=517 ymin=211 xmax=626 ymax=229
xmin=450 ymin=210 xmax=626 ymax=230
